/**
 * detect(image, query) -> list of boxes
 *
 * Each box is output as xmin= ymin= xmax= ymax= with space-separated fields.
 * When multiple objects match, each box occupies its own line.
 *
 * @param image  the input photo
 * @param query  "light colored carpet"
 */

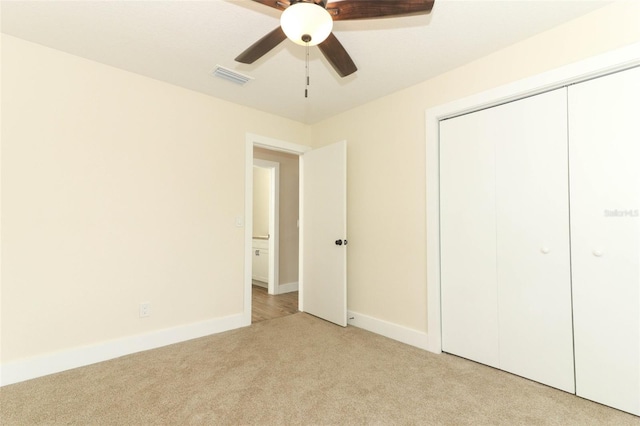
xmin=1 ymin=313 xmax=638 ymax=425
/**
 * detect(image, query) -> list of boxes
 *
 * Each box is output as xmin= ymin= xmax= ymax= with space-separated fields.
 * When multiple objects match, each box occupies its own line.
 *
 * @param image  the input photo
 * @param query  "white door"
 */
xmin=569 ymin=66 xmax=640 ymax=415
xmin=440 ymin=108 xmax=500 ymax=368
xmin=301 ymin=140 xmax=347 ymax=326
xmin=440 ymin=89 xmax=574 ymax=392
xmin=494 ymin=89 xmax=574 ymax=393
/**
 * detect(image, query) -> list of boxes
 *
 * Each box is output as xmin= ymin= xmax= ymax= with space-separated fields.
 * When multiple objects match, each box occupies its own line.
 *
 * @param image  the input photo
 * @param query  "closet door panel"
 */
xmin=440 ymin=110 xmax=499 ymax=368
xmin=494 ymin=89 xmax=575 ymax=392
xmin=569 ymin=67 xmax=640 ymax=415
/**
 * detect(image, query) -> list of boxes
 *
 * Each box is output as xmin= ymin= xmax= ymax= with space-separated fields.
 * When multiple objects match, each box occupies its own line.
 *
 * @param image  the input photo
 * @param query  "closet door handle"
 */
xmin=592 ymin=250 xmax=603 ymax=257
xmin=540 ymin=247 xmax=550 ymax=254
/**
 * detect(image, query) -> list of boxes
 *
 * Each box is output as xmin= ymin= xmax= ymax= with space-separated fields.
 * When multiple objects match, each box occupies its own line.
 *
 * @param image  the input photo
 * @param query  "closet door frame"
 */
xmin=425 ymin=42 xmax=640 ymax=354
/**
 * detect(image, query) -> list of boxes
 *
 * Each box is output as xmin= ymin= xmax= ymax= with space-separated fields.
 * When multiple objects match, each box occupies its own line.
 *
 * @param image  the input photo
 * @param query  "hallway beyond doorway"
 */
xmin=252 ymin=285 xmax=298 ymax=323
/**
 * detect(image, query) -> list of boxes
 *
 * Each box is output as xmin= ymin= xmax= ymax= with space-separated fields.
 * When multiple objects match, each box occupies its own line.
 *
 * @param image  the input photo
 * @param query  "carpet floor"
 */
xmin=1 ymin=313 xmax=638 ymax=425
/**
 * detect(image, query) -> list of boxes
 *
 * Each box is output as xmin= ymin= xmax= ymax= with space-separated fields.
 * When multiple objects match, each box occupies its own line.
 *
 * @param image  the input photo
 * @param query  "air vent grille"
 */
xmin=212 ymin=65 xmax=253 ymax=85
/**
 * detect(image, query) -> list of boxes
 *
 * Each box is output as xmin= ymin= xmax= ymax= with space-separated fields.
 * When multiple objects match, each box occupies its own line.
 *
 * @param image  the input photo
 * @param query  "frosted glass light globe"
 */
xmin=280 ymin=2 xmax=333 ymax=46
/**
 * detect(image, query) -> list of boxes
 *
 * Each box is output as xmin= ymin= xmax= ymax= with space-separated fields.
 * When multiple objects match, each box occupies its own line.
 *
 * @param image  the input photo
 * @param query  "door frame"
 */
xmin=244 ymin=133 xmax=311 ymax=325
xmin=252 ymin=159 xmax=280 ymax=295
xmin=425 ymin=42 xmax=640 ymax=354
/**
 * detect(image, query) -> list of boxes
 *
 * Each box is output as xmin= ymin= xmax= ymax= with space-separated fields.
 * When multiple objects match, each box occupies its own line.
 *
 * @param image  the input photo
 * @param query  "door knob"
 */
xmin=335 ymin=239 xmax=343 ymax=246
xmin=593 ymin=250 xmax=603 ymax=257
xmin=540 ymin=247 xmax=550 ymax=254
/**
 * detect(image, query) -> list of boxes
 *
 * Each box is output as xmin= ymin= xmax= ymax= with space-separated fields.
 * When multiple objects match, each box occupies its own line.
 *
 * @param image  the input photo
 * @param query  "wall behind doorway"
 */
xmin=253 ymin=147 xmax=299 ymax=290
xmin=252 ymin=166 xmax=270 ymax=238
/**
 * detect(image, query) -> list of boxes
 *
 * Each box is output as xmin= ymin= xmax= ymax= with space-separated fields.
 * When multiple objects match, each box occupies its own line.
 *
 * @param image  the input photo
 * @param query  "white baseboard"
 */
xmin=252 ymin=279 xmax=267 ymax=288
xmin=347 ymin=310 xmax=429 ymax=350
xmin=278 ymin=281 xmax=298 ymax=293
xmin=1 ymin=313 xmax=247 ymax=387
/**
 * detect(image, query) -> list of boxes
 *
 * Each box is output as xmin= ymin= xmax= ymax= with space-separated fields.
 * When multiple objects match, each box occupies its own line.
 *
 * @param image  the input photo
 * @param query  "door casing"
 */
xmin=244 ymin=134 xmax=311 ymax=325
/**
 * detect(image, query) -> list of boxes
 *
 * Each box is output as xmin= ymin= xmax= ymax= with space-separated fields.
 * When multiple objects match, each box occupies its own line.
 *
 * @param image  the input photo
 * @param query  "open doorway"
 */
xmin=244 ymin=133 xmax=348 ymax=327
xmin=251 ymin=146 xmax=300 ymax=323
xmin=252 ymin=159 xmax=278 ymax=295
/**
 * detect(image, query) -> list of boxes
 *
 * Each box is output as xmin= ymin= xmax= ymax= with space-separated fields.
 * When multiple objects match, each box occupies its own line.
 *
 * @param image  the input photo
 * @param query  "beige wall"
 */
xmin=252 ymin=166 xmax=270 ymax=238
xmin=0 ymin=35 xmax=309 ymax=363
xmin=253 ymin=147 xmax=299 ymax=287
xmin=310 ymin=1 xmax=640 ymax=333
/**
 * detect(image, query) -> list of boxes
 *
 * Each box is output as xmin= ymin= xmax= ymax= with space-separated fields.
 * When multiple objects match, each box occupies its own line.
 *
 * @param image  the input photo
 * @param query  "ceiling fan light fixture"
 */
xmin=280 ymin=2 xmax=333 ymax=46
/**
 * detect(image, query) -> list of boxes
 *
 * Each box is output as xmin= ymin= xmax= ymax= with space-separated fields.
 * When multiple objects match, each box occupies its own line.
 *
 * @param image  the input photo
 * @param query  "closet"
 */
xmin=439 ymin=66 xmax=639 ymax=415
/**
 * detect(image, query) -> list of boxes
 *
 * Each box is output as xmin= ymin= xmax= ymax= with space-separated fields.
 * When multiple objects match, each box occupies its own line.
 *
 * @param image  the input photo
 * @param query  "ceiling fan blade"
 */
xmin=318 ymin=33 xmax=357 ymax=77
xmin=236 ymin=27 xmax=287 ymax=64
xmin=250 ymin=0 xmax=290 ymax=12
xmin=326 ymin=0 xmax=434 ymax=21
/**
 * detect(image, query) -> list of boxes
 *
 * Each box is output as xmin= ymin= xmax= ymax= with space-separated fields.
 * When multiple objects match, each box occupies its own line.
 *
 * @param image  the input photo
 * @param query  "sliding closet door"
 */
xmin=494 ymin=89 xmax=574 ymax=393
xmin=440 ymin=108 xmax=499 ymax=368
xmin=569 ymin=67 xmax=640 ymax=415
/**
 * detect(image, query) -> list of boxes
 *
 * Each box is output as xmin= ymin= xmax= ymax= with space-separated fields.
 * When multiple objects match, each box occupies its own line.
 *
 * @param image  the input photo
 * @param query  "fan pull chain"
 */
xmin=305 ymin=42 xmax=310 ymax=98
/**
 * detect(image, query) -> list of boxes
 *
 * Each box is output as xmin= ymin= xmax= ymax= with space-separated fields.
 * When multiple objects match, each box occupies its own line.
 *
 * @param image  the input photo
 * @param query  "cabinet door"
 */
xmin=569 ymin=67 xmax=640 ymax=415
xmin=494 ymin=89 xmax=574 ymax=393
xmin=440 ymin=108 xmax=499 ymax=368
xmin=252 ymin=247 xmax=269 ymax=283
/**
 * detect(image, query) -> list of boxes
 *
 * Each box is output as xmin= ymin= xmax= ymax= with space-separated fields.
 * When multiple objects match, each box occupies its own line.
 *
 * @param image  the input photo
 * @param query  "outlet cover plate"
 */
xmin=139 ymin=302 xmax=151 ymax=318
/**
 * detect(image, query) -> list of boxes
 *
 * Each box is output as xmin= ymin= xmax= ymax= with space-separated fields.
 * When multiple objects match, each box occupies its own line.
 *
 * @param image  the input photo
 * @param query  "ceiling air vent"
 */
xmin=212 ymin=65 xmax=253 ymax=86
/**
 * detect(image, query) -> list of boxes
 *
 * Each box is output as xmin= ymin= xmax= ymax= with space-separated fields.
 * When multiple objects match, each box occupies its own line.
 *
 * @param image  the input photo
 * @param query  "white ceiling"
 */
xmin=1 ymin=0 xmax=611 ymax=124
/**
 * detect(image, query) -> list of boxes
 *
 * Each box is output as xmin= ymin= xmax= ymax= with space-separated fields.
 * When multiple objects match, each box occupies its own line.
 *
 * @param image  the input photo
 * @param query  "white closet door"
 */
xmin=441 ymin=89 xmax=573 ymax=390
xmin=494 ymin=89 xmax=575 ymax=393
xmin=440 ymin=109 xmax=499 ymax=368
xmin=569 ymin=67 xmax=640 ymax=415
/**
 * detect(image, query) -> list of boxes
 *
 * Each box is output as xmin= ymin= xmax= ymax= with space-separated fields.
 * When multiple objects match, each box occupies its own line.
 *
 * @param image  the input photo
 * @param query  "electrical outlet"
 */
xmin=139 ymin=302 xmax=151 ymax=318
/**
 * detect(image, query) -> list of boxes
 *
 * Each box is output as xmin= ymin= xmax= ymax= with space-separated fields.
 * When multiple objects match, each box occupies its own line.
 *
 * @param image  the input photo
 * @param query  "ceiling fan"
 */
xmin=236 ymin=0 xmax=435 ymax=78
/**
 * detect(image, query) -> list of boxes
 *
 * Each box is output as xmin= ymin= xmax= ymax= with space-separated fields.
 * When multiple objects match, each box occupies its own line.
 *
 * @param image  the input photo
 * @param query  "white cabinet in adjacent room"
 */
xmin=252 ymin=238 xmax=269 ymax=284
